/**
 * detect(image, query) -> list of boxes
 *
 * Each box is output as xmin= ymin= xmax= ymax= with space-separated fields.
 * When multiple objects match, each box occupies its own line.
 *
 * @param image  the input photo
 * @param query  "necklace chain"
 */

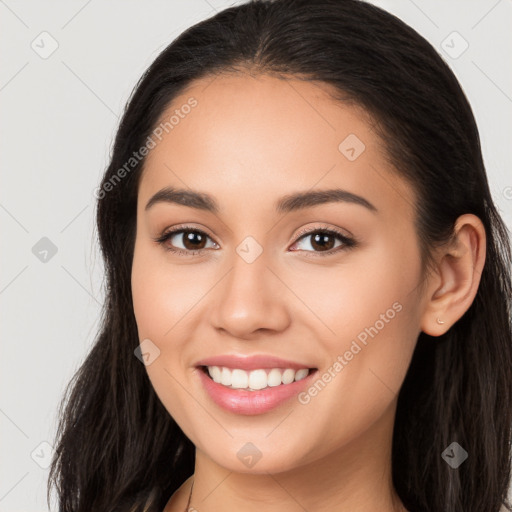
xmin=184 ymin=477 xmax=194 ymax=512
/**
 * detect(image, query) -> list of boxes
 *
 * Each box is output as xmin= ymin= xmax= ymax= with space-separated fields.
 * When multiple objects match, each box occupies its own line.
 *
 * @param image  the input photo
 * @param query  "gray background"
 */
xmin=1 ymin=0 xmax=511 ymax=510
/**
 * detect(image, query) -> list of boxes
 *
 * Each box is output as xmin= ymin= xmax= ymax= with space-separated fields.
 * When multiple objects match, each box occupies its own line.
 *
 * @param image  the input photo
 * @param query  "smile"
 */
xmin=204 ymin=365 xmax=311 ymax=391
xmin=196 ymin=365 xmax=318 ymax=415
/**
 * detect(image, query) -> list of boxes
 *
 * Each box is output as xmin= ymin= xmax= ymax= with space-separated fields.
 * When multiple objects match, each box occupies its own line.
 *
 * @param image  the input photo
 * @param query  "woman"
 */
xmin=47 ymin=0 xmax=512 ymax=511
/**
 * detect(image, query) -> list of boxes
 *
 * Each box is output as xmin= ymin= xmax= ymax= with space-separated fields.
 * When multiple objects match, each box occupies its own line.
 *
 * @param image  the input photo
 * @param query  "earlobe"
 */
xmin=420 ymin=214 xmax=486 ymax=337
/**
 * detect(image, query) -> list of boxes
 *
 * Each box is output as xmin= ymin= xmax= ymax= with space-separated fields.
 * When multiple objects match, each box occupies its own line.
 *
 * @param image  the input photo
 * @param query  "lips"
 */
xmin=193 ymin=353 xmax=318 ymax=415
xmin=195 ymin=354 xmax=316 ymax=371
xmin=195 ymin=364 xmax=318 ymax=415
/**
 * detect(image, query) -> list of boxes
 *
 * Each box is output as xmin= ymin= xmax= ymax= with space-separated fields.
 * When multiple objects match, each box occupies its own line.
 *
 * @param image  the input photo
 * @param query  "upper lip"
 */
xmin=195 ymin=354 xmax=317 ymax=371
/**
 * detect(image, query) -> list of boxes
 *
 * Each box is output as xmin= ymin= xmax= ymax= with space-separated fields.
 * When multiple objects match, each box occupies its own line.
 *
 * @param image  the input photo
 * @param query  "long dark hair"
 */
xmin=47 ymin=1 xmax=512 ymax=510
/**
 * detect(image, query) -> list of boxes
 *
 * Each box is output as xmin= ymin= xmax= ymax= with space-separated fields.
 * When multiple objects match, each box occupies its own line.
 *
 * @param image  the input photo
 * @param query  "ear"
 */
xmin=420 ymin=214 xmax=486 ymax=336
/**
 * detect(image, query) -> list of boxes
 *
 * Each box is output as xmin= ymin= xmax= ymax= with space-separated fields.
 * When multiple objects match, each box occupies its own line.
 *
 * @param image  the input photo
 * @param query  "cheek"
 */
xmin=289 ymin=237 xmax=421 ymax=346
xmin=131 ymin=241 xmax=206 ymax=341
xmin=292 ymin=239 xmax=421 ymax=412
xmin=131 ymin=241 xmax=202 ymax=425
xmin=336 ymin=241 xmax=421 ymax=373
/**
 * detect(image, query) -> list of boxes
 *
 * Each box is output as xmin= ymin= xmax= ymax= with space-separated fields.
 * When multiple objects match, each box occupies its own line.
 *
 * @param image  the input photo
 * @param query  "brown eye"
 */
xmin=154 ymin=225 xmax=357 ymax=257
xmin=290 ymin=228 xmax=357 ymax=255
xmin=307 ymin=232 xmax=336 ymax=251
xmin=175 ymin=230 xmax=208 ymax=250
xmin=154 ymin=227 xmax=218 ymax=255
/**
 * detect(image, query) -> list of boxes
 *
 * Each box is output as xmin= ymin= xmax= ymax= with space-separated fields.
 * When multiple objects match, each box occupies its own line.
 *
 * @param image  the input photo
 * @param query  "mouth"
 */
xmin=196 ymin=365 xmax=319 ymax=415
xmin=198 ymin=365 xmax=317 ymax=391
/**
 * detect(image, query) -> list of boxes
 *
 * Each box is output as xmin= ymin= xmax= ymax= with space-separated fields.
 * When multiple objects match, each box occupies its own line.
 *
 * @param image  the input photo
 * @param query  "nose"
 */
xmin=210 ymin=249 xmax=291 ymax=339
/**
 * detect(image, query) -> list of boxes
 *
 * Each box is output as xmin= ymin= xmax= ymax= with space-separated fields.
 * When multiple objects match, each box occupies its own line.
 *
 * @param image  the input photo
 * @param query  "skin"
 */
xmin=130 ymin=73 xmax=486 ymax=512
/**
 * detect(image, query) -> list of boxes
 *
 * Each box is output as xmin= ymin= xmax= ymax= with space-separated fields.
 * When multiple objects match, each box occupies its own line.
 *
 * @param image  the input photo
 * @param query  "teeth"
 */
xmin=282 ymin=368 xmax=295 ymax=385
xmin=206 ymin=366 xmax=311 ymax=391
xmin=267 ymin=368 xmax=282 ymax=387
xmin=231 ymin=369 xmax=248 ymax=389
xmin=248 ymin=369 xmax=267 ymax=390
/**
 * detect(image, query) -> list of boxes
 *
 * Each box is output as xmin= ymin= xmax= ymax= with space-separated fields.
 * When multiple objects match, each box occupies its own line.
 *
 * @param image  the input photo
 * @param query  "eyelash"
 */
xmin=153 ymin=224 xmax=358 ymax=258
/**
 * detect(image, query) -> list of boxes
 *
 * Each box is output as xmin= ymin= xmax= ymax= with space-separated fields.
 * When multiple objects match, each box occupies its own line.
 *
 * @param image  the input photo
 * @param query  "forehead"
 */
xmin=138 ymin=73 xmax=415 ymax=221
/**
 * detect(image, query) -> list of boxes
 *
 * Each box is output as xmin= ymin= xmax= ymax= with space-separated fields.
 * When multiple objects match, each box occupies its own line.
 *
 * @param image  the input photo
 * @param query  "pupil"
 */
xmin=312 ymin=233 xmax=334 ymax=251
xmin=184 ymin=231 xmax=206 ymax=250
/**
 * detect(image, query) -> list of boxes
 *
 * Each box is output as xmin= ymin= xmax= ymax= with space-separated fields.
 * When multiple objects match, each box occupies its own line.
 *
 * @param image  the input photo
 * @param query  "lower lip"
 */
xmin=196 ymin=367 xmax=317 ymax=415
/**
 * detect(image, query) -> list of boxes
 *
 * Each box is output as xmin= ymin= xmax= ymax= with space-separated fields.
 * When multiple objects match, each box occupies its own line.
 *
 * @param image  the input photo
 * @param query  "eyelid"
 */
xmin=154 ymin=223 xmax=216 ymax=243
xmin=152 ymin=223 xmax=218 ymax=255
xmin=293 ymin=223 xmax=354 ymax=241
xmin=289 ymin=224 xmax=357 ymax=256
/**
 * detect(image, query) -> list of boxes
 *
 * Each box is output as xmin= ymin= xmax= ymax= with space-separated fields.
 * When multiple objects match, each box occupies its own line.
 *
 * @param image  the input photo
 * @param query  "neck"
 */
xmin=179 ymin=400 xmax=406 ymax=512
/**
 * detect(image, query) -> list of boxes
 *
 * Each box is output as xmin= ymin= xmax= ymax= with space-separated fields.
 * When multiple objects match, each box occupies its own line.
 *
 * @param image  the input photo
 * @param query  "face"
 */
xmin=131 ymin=73 xmax=426 ymax=474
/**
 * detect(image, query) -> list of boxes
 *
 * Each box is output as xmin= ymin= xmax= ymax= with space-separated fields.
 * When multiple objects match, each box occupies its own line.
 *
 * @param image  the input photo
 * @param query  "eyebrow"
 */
xmin=145 ymin=186 xmax=378 ymax=214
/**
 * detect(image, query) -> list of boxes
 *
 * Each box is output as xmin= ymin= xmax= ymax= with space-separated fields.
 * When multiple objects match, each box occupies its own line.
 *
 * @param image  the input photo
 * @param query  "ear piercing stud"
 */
xmin=436 ymin=318 xmax=445 ymax=325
